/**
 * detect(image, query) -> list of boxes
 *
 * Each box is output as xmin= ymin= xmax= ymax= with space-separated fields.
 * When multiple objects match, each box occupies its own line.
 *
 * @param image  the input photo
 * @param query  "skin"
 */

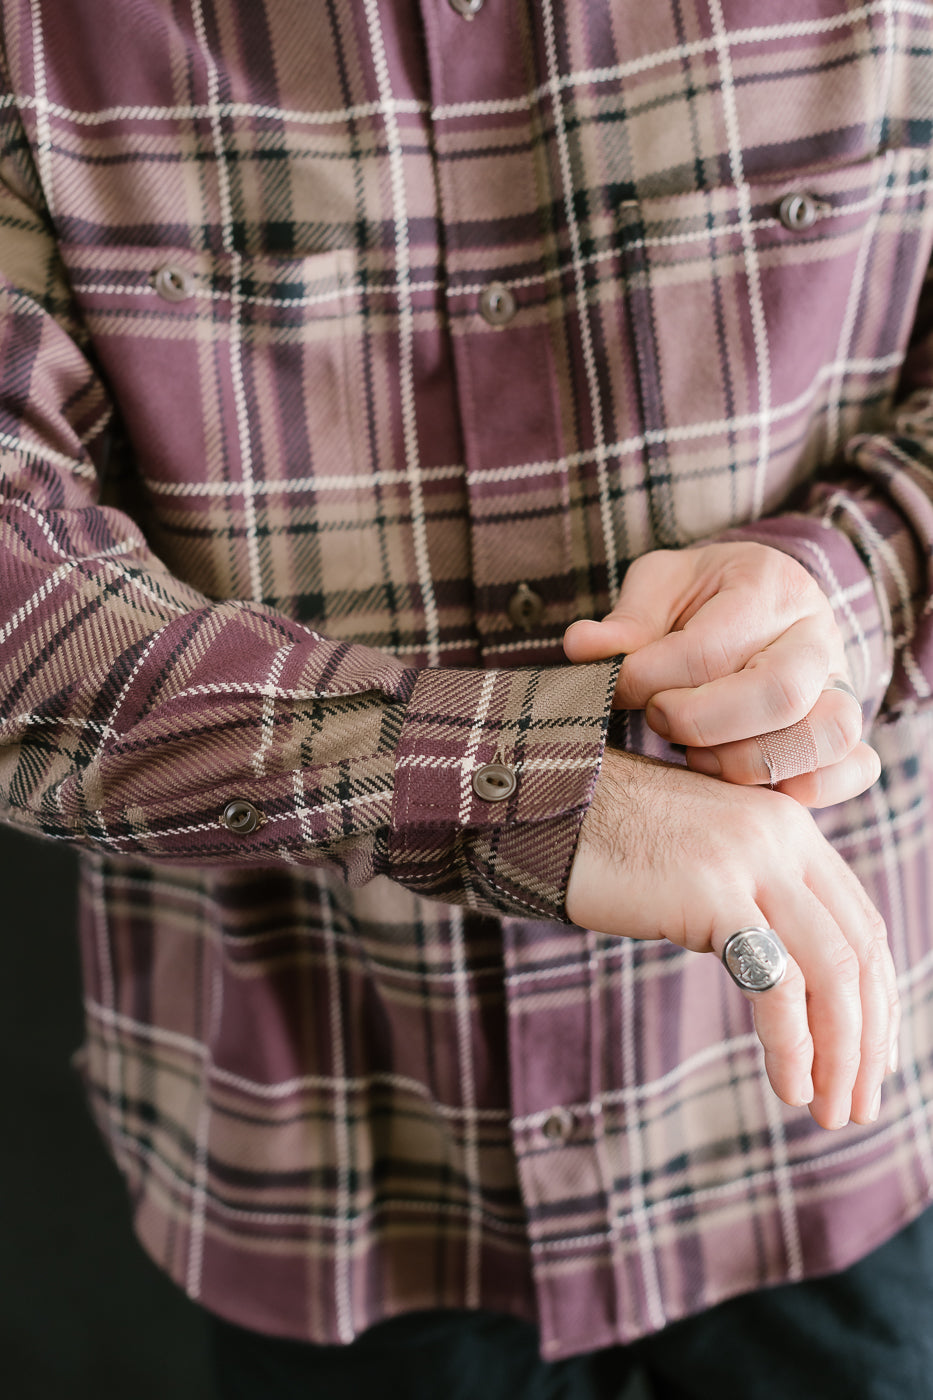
xmin=563 ymin=541 xmax=898 ymax=1131
xmin=564 ymin=542 xmax=879 ymax=807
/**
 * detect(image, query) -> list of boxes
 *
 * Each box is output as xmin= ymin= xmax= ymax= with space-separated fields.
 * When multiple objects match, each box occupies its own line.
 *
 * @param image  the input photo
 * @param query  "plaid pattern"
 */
xmin=2 ymin=0 xmax=933 ymax=1360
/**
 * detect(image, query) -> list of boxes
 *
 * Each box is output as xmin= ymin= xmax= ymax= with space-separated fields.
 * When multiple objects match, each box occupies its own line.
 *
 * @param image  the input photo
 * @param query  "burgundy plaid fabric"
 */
xmin=2 ymin=0 xmax=933 ymax=1361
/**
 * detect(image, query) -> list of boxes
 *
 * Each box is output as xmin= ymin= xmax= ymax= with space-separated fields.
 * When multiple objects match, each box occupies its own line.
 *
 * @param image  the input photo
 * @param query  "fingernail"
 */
xmin=888 ymin=1039 xmax=899 ymax=1075
xmin=647 ymin=705 xmax=670 ymax=738
xmin=827 ymin=677 xmax=859 ymax=703
xmin=689 ymin=750 xmax=721 ymax=777
xmin=869 ymin=1087 xmax=882 ymax=1122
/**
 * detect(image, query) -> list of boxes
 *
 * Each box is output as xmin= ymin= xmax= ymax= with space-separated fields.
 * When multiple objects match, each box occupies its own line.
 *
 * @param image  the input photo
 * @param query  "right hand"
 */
xmin=566 ymin=748 xmax=898 ymax=1131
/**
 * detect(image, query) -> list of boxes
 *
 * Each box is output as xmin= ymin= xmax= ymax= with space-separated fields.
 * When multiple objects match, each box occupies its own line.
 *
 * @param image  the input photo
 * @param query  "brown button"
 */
xmin=479 ymin=282 xmax=516 ymax=327
xmin=472 ymin=763 xmax=517 ymax=802
xmin=448 ymin=0 xmax=484 ymax=14
xmin=541 ymin=1108 xmax=575 ymax=1144
xmin=221 ymin=798 xmax=262 ymax=834
xmin=153 ymin=264 xmax=196 ymax=302
xmin=508 ymin=582 xmax=545 ymax=632
xmin=777 ymin=192 xmax=819 ymax=232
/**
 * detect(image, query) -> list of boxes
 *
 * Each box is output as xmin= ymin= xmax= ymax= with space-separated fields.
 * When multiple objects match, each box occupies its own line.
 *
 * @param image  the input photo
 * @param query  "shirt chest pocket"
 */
xmin=62 ymin=243 xmax=404 ymax=627
xmin=598 ymin=145 xmax=933 ymax=554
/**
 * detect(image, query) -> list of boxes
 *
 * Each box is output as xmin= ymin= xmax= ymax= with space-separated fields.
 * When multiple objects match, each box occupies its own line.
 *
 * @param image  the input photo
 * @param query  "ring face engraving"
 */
xmin=722 ymin=926 xmax=788 ymax=992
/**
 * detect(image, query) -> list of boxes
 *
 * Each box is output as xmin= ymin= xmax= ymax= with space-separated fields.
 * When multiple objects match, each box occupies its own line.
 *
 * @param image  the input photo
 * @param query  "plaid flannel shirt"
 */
xmin=3 ymin=0 xmax=933 ymax=1360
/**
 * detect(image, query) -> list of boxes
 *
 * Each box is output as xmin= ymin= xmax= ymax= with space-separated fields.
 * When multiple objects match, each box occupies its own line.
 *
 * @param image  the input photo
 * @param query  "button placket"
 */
xmin=423 ymin=0 xmax=575 ymax=663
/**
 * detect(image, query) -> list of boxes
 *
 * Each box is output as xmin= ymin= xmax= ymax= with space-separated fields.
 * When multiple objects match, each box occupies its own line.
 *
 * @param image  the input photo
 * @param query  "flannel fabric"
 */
xmin=2 ymin=0 xmax=933 ymax=1362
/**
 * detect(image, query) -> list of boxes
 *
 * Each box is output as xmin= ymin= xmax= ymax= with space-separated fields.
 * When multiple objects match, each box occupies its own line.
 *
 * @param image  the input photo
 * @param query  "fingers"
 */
xmin=707 ymin=819 xmax=894 ymax=1130
xmin=565 ymin=547 xmax=853 ymax=772
xmin=785 ymin=894 xmax=866 ymax=1130
xmin=710 ymin=916 xmax=814 ymax=1109
xmin=563 ymin=549 xmax=711 ymax=668
xmin=803 ymin=852 xmax=898 ymax=1128
xmin=564 ymin=543 xmax=821 ymax=688
xmin=741 ymin=861 xmax=893 ymax=1130
xmin=615 ymin=567 xmax=837 ymax=712
xmin=684 ymin=683 xmax=865 ymax=791
xmin=750 ymin=956 xmax=815 ymax=1109
xmin=774 ymin=744 xmax=881 ymax=808
xmin=643 ymin=613 xmax=843 ymax=746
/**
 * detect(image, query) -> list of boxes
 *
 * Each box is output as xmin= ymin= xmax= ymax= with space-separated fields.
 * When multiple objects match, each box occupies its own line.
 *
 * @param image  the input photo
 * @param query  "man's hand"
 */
xmin=566 ymin=749 xmax=898 ymax=1130
xmin=563 ymin=542 xmax=879 ymax=807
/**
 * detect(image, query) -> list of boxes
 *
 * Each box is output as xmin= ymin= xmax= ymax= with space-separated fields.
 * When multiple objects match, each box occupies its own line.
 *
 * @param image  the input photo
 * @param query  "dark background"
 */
xmin=2 ymin=824 xmax=651 ymax=1400
xmin=1 ymin=824 xmax=217 ymax=1400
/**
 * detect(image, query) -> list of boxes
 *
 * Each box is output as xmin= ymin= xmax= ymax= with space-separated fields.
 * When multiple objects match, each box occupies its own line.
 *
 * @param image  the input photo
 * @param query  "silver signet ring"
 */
xmin=721 ymin=926 xmax=788 ymax=992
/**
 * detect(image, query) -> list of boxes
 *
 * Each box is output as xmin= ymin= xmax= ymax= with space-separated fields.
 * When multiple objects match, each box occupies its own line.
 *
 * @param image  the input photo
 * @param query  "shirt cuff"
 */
xmin=384 ymin=660 xmax=621 ymax=920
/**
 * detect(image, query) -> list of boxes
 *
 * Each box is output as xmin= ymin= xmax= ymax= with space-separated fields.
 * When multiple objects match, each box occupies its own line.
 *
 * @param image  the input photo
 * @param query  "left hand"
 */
xmin=563 ymin=542 xmax=880 ymax=808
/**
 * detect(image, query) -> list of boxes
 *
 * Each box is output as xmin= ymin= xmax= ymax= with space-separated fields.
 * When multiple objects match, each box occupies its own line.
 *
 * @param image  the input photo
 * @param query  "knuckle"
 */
xmin=862 ymin=942 xmax=894 ymax=1008
xmin=772 ymin=552 xmax=819 ymax=609
xmin=740 ymin=797 xmax=787 ymax=850
xmin=768 ymin=785 xmax=815 ymax=833
xmin=823 ymin=697 xmax=862 ymax=756
xmin=760 ymin=662 xmax=822 ymax=726
xmin=866 ymin=906 xmax=888 ymax=943
xmin=619 ymin=551 xmax=658 ymax=592
xmin=828 ymin=941 xmax=861 ymax=986
xmin=862 ymin=935 xmax=888 ymax=976
xmin=743 ymin=790 xmax=813 ymax=858
xmin=682 ymin=706 xmax=717 ymax=747
xmin=684 ymin=629 xmax=733 ymax=686
xmin=782 ymin=958 xmax=807 ymax=993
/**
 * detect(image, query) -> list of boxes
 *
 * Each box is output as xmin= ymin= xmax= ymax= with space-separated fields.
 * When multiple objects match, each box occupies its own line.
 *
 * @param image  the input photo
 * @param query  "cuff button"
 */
xmin=221 ymin=798 xmax=262 ymax=834
xmin=472 ymin=763 xmax=517 ymax=802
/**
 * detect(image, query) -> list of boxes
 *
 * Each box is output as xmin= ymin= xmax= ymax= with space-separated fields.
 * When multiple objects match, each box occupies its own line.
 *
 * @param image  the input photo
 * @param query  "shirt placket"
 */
xmin=419 ymin=0 xmax=617 ymax=1355
xmin=420 ymin=0 xmax=576 ymax=668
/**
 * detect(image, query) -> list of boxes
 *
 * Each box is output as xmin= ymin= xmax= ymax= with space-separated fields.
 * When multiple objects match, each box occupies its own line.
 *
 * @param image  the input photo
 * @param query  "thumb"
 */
xmin=564 ymin=552 xmax=689 ymax=662
xmin=562 ymin=610 xmax=664 ymax=662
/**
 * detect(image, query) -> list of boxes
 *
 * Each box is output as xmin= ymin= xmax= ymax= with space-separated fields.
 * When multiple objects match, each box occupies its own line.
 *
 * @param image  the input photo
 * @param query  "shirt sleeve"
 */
xmin=708 ymin=260 xmax=933 ymax=732
xmin=0 ymin=98 xmax=618 ymax=923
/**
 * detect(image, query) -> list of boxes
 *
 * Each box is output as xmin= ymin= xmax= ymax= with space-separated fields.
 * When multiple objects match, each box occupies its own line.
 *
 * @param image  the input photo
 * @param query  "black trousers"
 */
xmin=209 ymin=1205 xmax=933 ymax=1400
